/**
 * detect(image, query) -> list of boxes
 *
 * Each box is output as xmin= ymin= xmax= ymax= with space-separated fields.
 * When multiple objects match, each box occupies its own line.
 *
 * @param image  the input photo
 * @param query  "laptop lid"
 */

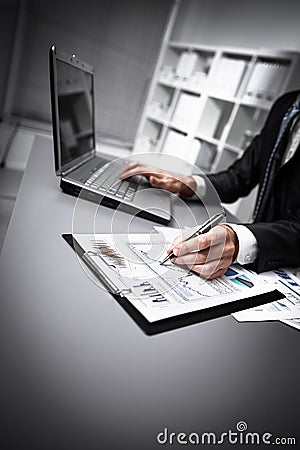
xmin=49 ymin=45 xmax=96 ymax=176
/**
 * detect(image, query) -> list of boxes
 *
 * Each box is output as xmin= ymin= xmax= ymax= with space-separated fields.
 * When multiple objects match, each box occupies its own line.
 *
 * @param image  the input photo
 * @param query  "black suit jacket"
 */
xmin=207 ymin=90 xmax=300 ymax=273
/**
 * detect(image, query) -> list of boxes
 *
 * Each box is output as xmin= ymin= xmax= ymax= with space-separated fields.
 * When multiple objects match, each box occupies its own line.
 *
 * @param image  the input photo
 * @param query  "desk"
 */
xmin=1 ymin=136 xmax=299 ymax=450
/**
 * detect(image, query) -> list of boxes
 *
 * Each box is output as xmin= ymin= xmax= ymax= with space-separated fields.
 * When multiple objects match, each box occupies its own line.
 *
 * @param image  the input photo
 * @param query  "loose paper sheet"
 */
xmin=232 ymin=268 xmax=300 ymax=322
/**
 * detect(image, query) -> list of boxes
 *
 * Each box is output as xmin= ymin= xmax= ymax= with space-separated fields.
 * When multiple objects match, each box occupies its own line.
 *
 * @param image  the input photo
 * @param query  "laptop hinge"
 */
xmin=61 ymin=153 xmax=94 ymax=177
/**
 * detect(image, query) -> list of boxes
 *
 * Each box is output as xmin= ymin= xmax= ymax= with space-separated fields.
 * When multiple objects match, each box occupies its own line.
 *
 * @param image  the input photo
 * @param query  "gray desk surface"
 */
xmin=1 ymin=136 xmax=299 ymax=450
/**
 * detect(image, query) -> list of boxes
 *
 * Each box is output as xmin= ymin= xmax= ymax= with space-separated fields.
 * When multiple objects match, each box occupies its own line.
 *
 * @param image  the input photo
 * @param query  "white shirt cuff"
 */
xmin=228 ymin=223 xmax=258 ymax=265
xmin=192 ymin=175 xmax=206 ymax=199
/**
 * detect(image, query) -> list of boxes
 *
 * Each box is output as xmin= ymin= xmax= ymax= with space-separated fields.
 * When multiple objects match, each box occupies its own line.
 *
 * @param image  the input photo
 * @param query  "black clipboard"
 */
xmin=62 ymin=233 xmax=284 ymax=335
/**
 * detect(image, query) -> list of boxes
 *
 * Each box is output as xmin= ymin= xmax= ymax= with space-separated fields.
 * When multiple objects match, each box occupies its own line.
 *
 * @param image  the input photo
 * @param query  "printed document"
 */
xmin=232 ymin=268 xmax=300 ymax=322
xmin=73 ymin=229 xmax=275 ymax=323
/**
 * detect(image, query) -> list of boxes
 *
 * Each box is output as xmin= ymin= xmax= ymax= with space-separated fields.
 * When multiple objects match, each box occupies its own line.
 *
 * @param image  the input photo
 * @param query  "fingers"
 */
xmin=120 ymin=162 xmax=160 ymax=180
xmin=172 ymin=226 xmax=226 ymax=257
xmin=168 ymin=225 xmax=238 ymax=280
xmin=188 ymin=258 xmax=231 ymax=280
xmin=173 ymin=242 xmax=226 ymax=266
xmin=121 ymin=163 xmax=196 ymax=196
xmin=168 ymin=224 xmax=208 ymax=253
xmin=149 ymin=176 xmax=186 ymax=194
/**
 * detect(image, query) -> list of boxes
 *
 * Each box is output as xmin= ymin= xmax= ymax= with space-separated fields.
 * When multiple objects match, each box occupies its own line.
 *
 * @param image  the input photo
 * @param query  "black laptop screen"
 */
xmin=56 ymin=59 xmax=94 ymax=168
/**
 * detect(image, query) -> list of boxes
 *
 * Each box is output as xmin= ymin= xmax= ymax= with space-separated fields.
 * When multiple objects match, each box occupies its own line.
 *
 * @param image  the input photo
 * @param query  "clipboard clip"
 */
xmin=83 ymin=251 xmax=132 ymax=297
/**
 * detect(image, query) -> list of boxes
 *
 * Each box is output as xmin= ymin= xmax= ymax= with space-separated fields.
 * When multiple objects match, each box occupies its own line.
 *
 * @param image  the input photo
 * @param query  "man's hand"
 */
xmin=120 ymin=162 xmax=197 ymax=197
xmin=168 ymin=225 xmax=239 ymax=280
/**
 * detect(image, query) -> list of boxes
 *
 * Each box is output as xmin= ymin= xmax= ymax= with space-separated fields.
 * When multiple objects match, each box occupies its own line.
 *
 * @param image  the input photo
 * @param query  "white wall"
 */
xmin=173 ymin=0 xmax=300 ymax=51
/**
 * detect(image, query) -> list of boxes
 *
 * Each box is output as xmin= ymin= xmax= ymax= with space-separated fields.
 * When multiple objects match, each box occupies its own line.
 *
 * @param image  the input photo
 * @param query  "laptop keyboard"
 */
xmin=85 ymin=163 xmax=139 ymax=201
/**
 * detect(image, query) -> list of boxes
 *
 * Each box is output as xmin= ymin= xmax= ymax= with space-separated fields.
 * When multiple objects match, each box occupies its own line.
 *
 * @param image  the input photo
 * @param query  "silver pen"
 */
xmin=160 ymin=212 xmax=225 ymax=265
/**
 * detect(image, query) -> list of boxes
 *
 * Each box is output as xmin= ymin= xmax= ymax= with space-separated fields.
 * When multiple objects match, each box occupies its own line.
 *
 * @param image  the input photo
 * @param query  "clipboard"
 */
xmin=62 ymin=233 xmax=284 ymax=335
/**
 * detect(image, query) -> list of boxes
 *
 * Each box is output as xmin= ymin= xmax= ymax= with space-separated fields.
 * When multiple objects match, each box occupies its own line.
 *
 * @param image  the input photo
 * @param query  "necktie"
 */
xmin=252 ymin=94 xmax=300 ymax=222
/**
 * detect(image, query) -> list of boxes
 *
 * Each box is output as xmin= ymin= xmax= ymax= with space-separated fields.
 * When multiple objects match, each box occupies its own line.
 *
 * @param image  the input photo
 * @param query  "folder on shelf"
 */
xmin=211 ymin=58 xmax=247 ymax=97
xmin=161 ymin=129 xmax=188 ymax=157
xmin=161 ymin=131 xmax=201 ymax=166
xmin=62 ymin=232 xmax=283 ymax=335
xmin=172 ymin=92 xmax=201 ymax=131
xmin=175 ymin=51 xmax=199 ymax=79
xmin=159 ymin=65 xmax=174 ymax=84
xmin=198 ymin=99 xmax=222 ymax=138
xmin=187 ymin=71 xmax=207 ymax=91
xmin=195 ymin=140 xmax=217 ymax=172
xmin=244 ymin=62 xmax=287 ymax=101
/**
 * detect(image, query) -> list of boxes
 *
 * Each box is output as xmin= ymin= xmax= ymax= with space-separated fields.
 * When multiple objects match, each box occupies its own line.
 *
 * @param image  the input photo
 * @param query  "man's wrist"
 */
xmin=221 ymin=224 xmax=239 ymax=262
xmin=180 ymin=175 xmax=197 ymax=197
xmin=228 ymin=223 xmax=258 ymax=265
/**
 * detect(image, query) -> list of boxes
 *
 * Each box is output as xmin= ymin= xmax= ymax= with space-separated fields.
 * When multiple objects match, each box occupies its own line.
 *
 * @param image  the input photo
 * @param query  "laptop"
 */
xmin=49 ymin=45 xmax=171 ymax=224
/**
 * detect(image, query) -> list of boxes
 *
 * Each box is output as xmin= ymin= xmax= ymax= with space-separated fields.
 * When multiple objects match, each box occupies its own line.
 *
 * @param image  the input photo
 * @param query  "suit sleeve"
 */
xmin=206 ymin=135 xmax=261 ymax=203
xmin=205 ymin=93 xmax=289 ymax=203
xmin=245 ymin=220 xmax=300 ymax=272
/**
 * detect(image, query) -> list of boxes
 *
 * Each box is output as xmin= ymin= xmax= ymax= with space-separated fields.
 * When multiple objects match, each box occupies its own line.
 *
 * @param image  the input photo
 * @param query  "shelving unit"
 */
xmin=134 ymin=41 xmax=300 ymax=177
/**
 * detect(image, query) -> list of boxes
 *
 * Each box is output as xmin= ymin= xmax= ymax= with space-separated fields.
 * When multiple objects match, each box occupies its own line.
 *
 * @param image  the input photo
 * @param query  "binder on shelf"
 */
xmin=243 ymin=62 xmax=287 ymax=101
xmin=195 ymin=140 xmax=217 ymax=172
xmin=175 ymin=51 xmax=199 ymax=79
xmin=197 ymin=99 xmax=222 ymax=138
xmin=186 ymin=138 xmax=201 ymax=165
xmin=159 ymin=65 xmax=175 ymax=84
xmin=136 ymin=135 xmax=157 ymax=152
xmin=161 ymin=129 xmax=188 ymax=158
xmin=187 ymin=71 xmax=207 ymax=92
xmin=172 ymin=92 xmax=201 ymax=131
xmin=147 ymin=101 xmax=169 ymax=121
xmin=211 ymin=58 xmax=247 ymax=97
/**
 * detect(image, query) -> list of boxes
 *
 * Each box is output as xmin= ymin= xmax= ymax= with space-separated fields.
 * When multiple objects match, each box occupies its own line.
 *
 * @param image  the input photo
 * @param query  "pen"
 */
xmin=160 ymin=212 xmax=225 ymax=265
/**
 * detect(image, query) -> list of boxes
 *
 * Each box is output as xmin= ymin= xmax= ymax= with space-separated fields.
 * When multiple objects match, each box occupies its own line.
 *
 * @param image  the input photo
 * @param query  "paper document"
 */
xmin=281 ymin=318 xmax=300 ymax=331
xmin=73 ymin=229 xmax=275 ymax=323
xmin=232 ymin=268 xmax=300 ymax=322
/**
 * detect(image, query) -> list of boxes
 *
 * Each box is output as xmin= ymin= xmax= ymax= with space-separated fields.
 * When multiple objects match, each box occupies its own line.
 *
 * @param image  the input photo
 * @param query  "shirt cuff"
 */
xmin=228 ymin=223 xmax=258 ymax=265
xmin=192 ymin=175 xmax=207 ymax=199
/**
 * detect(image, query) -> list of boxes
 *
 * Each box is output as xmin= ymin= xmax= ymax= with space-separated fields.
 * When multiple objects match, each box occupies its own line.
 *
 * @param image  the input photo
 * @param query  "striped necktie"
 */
xmin=252 ymin=94 xmax=300 ymax=222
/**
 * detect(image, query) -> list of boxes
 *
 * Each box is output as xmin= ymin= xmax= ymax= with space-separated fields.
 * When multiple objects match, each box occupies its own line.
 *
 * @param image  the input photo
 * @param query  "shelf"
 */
xmin=197 ymin=97 xmax=235 ymax=141
xmin=171 ymin=91 xmax=202 ymax=132
xmin=194 ymin=134 xmax=220 ymax=147
xmin=157 ymin=79 xmax=178 ymax=89
xmin=135 ymin=135 xmax=160 ymax=153
xmin=158 ymin=77 xmax=206 ymax=94
xmin=159 ymin=44 xmax=214 ymax=97
xmin=135 ymin=34 xmax=299 ymax=186
xmin=209 ymin=55 xmax=249 ymax=98
xmin=145 ymin=113 xmax=168 ymax=126
xmin=214 ymin=147 xmax=239 ymax=171
xmin=226 ymin=105 xmax=268 ymax=149
xmin=169 ymin=42 xmax=299 ymax=59
xmin=168 ymin=122 xmax=189 ymax=135
xmin=239 ymin=97 xmax=274 ymax=111
xmin=208 ymin=93 xmax=236 ymax=104
xmin=194 ymin=139 xmax=218 ymax=173
xmin=140 ymin=118 xmax=164 ymax=145
xmin=168 ymin=41 xmax=216 ymax=53
xmin=242 ymin=57 xmax=290 ymax=104
xmin=223 ymin=143 xmax=242 ymax=154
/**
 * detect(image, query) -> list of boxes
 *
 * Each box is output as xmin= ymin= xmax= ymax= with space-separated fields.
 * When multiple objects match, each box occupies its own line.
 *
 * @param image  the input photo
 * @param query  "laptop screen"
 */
xmin=50 ymin=46 xmax=95 ymax=175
